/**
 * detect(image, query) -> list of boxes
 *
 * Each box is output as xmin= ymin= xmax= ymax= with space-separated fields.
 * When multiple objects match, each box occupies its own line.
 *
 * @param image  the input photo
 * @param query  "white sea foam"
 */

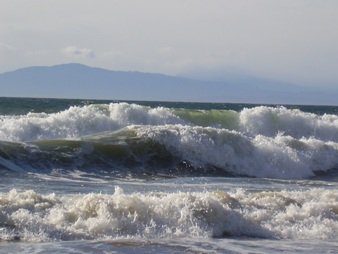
xmin=0 ymin=103 xmax=337 ymax=143
xmin=135 ymin=125 xmax=338 ymax=179
xmin=239 ymin=106 xmax=338 ymax=141
xmin=0 ymin=103 xmax=182 ymax=142
xmin=0 ymin=104 xmax=338 ymax=179
xmin=0 ymin=188 xmax=337 ymax=242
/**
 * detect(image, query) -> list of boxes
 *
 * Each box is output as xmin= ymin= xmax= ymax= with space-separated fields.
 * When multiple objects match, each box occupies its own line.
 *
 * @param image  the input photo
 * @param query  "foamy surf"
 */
xmin=0 ymin=102 xmax=337 ymax=179
xmin=0 ymin=187 xmax=337 ymax=242
xmin=1 ymin=98 xmax=338 ymax=253
xmin=1 ymin=124 xmax=337 ymax=179
xmin=0 ymin=103 xmax=337 ymax=142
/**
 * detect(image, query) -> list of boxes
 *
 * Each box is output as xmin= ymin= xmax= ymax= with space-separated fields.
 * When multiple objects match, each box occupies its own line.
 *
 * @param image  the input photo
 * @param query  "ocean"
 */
xmin=0 ymin=97 xmax=337 ymax=253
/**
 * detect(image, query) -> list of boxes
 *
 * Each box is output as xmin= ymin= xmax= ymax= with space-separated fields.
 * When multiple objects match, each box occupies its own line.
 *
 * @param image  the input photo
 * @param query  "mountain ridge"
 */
xmin=1 ymin=63 xmax=337 ymax=105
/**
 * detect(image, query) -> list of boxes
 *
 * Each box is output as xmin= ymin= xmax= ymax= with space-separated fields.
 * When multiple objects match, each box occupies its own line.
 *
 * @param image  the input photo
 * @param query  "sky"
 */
xmin=1 ymin=0 xmax=338 ymax=89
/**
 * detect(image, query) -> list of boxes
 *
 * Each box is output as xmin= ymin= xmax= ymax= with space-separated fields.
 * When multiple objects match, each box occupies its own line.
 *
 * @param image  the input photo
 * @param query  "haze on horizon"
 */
xmin=1 ymin=0 xmax=338 ymax=96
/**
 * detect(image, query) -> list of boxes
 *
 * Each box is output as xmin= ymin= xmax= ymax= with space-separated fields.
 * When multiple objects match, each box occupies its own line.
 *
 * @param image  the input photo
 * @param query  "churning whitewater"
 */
xmin=0 ymin=98 xmax=338 ymax=253
xmin=1 ymin=187 xmax=337 ymax=242
xmin=0 ymin=102 xmax=338 ymax=179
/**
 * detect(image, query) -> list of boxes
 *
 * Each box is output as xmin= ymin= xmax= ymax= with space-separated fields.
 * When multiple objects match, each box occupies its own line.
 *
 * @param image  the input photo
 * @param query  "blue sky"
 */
xmin=1 ymin=0 xmax=338 ymax=89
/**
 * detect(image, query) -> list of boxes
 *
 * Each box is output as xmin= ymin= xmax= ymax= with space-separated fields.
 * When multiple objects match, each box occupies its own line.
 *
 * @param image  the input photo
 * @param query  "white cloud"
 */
xmin=61 ymin=46 xmax=95 ymax=59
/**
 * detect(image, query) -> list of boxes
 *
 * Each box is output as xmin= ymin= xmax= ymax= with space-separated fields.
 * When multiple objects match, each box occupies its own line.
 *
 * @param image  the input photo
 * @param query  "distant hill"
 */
xmin=0 ymin=63 xmax=337 ymax=105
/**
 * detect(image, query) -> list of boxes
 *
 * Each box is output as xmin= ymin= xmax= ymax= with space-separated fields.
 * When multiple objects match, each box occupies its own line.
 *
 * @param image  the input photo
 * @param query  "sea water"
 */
xmin=0 ymin=97 xmax=337 ymax=253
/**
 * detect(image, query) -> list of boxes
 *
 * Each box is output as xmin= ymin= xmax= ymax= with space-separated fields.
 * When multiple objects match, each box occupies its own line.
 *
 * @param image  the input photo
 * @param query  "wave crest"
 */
xmin=0 ymin=103 xmax=182 ymax=142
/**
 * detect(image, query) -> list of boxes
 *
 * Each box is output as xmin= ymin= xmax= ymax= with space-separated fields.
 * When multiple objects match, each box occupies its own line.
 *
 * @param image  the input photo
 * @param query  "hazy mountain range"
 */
xmin=0 ymin=63 xmax=337 ymax=105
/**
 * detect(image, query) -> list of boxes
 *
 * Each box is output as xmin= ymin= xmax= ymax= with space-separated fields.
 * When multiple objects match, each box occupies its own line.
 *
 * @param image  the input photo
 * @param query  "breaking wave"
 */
xmin=0 ymin=103 xmax=337 ymax=179
xmin=0 ymin=103 xmax=337 ymax=142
